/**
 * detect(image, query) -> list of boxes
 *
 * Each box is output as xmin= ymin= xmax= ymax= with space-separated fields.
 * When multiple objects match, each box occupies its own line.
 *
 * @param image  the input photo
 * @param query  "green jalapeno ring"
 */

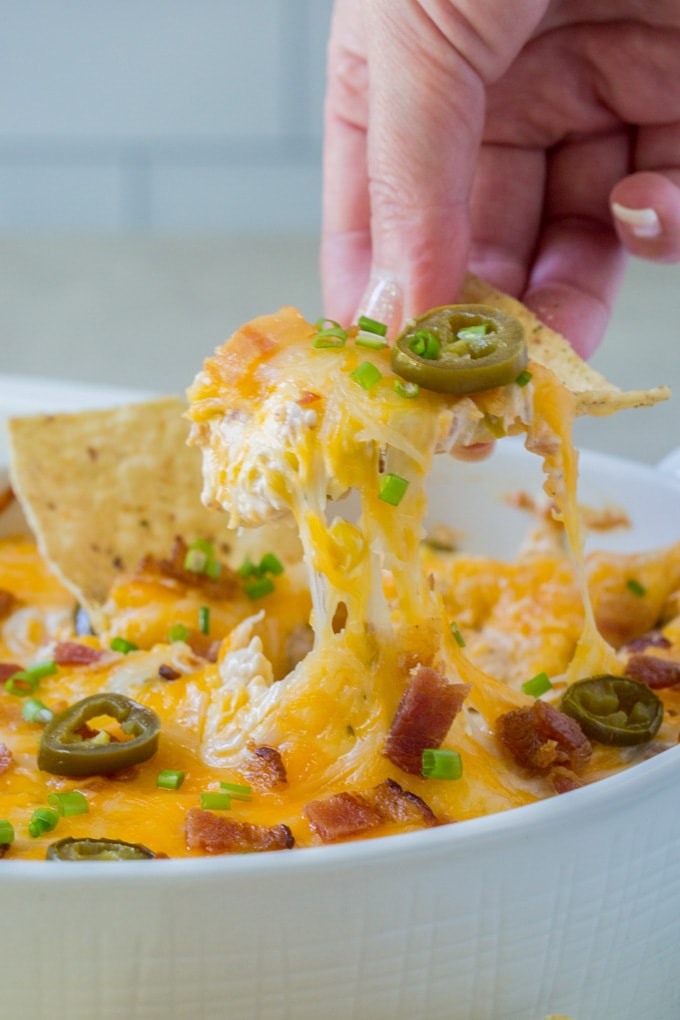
xmin=561 ymin=674 xmax=663 ymax=746
xmin=46 ymin=836 xmax=157 ymax=861
xmin=392 ymin=304 xmax=528 ymax=395
xmin=38 ymin=692 xmax=161 ymax=777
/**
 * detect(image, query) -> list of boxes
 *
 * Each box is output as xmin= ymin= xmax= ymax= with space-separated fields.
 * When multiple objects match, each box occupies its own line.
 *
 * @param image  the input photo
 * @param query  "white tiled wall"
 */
xmin=0 ymin=0 xmax=333 ymax=233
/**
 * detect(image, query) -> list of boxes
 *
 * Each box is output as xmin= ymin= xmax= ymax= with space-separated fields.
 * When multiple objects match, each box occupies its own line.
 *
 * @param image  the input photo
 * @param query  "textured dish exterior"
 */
xmin=1 ymin=378 xmax=680 ymax=1020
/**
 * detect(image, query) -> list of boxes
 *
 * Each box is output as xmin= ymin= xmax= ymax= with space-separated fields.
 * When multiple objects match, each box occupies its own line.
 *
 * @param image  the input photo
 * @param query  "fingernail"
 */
xmin=357 ymin=272 xmax=403 ymax=334
xmin=612 ymin=202 xmax=662 ymax=238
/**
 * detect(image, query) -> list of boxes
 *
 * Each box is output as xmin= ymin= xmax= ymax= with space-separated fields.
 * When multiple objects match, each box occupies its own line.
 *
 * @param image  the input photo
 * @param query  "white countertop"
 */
xmin=0 ymin=235 xmax=678 ymax=464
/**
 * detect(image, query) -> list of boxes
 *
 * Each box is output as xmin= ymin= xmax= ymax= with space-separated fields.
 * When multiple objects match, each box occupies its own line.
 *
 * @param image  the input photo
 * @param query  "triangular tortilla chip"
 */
xmin=7 ymin=396 xmax=224 ymax=629
xmin=460 ymin=273 xmax=670 ymax=414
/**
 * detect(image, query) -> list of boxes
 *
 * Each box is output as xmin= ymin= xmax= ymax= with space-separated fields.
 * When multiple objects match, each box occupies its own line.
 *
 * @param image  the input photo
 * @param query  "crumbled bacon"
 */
xmin=371 ymin=778 xmax=438 ymax=828
xmin=496 ymin=701 xmax=592 ymax=780
xmin=304 ymin=792 xmax=384 ymax=842
xmin=185 ymin=808 xmax=294 ymax=854
xmin=623 ymin=632 xmax=672 ymax=655
xmin=0 ymin=589 xmax=15 ymax=619
xmin=304 ymin=778 xmax=439 ymax=844
xmin=0 ymin=487 xmax=14 ymax=516
xmin=0 ymin=663 xmax=22 ymax=683
xmin=384 ymin=665 xmax=470 ymax=775
xmin=0 ymin=744 xmax=13 ymax=774
xmin=625 ymin=653 xmax=680 ymax=689
xmin=242 ymin=745 xmax=287 ymax=791
xmin=549 ymin=766 xmax=583 ymax=794
xmin=185 ymin=630 xmax=222 ymax=662
xmin=135 ymin=536 xmax=239 ymax=599
xmin=53 ymin=641 xmax=105 ymax=666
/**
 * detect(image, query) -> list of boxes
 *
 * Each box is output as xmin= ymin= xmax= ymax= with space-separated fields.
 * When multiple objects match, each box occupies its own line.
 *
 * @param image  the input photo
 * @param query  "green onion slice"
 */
xmin=357 ymin=315 xmax=388 ymax=337
xmin=219 ymin=781 xmax=253 ymax=801
xmin=110 ymin=637 xmax=138 ymax=655
xmin=169 ymin=623 xmax=190 ymax=643
xmin=0 ymin=820 xmax=15 ymax=844
xmin=521 ymin=672 xmax=553 ymax=698
xmin=22 ymin=698 xmax=54 ymax=724
xmin=28 ymin=807 xmax=61 ymax=838
xmin=157 ymin=769 xmax=186 ymax=791
xmin=5 ymin=660 xmax=58 ymax=697
xmin=515 ymin=369 xmax=533 ymax=387
xmin=258 ymin=552 xmax=284 ymax=576
xmin=47 ymin=791 xmax=89 ymax=816
xmin=198 ymin=606 xmax=210 ymax=635
xmin=450 ymin=621 xmax=466 ymax=648
xmin=313 ymin=319 xmax=348 ymax=348
xmin=350 ymin=361 xmax=382 ymax=391
xmin=200 ymin=791 xmax=232 ymax=811
xmin=394 ymin=380 xmax=419 ymax=399
xmin=422 ymin=748 xmax=463 ymax=780
xmin=626 ymin=578 xmax=646 ymax=598
xmin=356 ymin=333 xmax=388 ymax=350
xmin=244 ymin=576 xmax=275 ymax=600
xmin=378 ymin=473 xmax=409 ymax=506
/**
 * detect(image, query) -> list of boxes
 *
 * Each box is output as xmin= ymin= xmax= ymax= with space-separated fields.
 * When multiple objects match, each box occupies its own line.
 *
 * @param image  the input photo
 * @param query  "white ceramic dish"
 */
xmin=1 ymin=375 xmax=680 ymax=1020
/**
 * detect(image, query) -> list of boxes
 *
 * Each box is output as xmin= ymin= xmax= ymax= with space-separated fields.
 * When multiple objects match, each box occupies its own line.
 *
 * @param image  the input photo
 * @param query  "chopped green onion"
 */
xmin=28 ymin=807 xmax=61 ymax=838
xmin=169 ymin=623 xmax=190 ymax=643
xmin=237 ymin=556 xmax=259 ymax=579
xmin=0 ymin=820 xmax=14 ymax=844
xmin=22 ymin=698 xmax=54 ymax=724
xmin=356 ymin=332 xmax=388 ymax=350
xmin=244 ymin=576 xmax=275 ymax=600
xmin=219 ymin=781 xmax=253 ymax=801
xmin=357 ymin=315 xmax=388 ymax=337
xmin=110 ymin=637 xmax=138 ymax=655
xmin=394 ymin=379 xmax=419 ymax=399
xmin=422 ymin=748 xmax=463 ymax=780
xmin=378 ymin=473 xmax=409 ymax=506
xmin=5 ymin=659 xmax=58 ymax=697
xmin=157 ymin=769 xmax=186 ymax=791
xmin=350 ymin=360 xmax=383 ymax=391
xmin=204 ymin=557 xmax=222 ymax=580
xmin=521 ymin=671 xmax=553 ymax=698
xmin=200 ymin=791 xmax=231 ymax=811
xmin=184 ymin=548 xmax=208 ymax=573
xmin=258 ymin=552 xmax=284 ymax=576
xmin=313 ymin=319 xmax=347 ymax=348
xmin=450 ymin=621 xmax=466 ymax=648
xmin=457 ymin=323 xmax=489 ymax=341
xmin=47 ymin=791 xmax=89 ymax=817
xmin=515 ymin=369 xmax=533 ymax=387
xmin=409 ymin=329 xmax=440 ymax=359
xmin=198 ymin=606 xmax=210 ymax=635
xmin=189 ymin=538 xmax=215 ymax=558
xmin=626 ymin=578 xmax=647 ymax=598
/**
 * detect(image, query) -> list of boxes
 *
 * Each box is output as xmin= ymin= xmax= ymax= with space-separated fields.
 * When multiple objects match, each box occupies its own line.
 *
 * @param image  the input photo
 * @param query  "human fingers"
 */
xmin=610 ymin=123 xmax=680 ymax=263
xmin=322 ymin=0 xmax=372 ymax=323
xmin=523 ymin=130 xmax=631 ymax=358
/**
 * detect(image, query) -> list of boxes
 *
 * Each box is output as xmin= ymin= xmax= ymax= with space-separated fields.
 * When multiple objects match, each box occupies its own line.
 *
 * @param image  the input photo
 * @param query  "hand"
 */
xmin=322 ymin=0 xmax=680 ymax=357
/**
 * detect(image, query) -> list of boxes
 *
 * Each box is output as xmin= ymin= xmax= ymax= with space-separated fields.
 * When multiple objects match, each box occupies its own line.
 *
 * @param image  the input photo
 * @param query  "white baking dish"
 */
xmin=1 ymin=375 xmax=679 ymax=1020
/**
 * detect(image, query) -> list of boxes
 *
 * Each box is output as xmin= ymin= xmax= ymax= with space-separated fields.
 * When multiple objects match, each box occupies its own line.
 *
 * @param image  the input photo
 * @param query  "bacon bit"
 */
xmin=185 ymin=808 xmax=294 ymax=854
xmin=549 ymin=766 xmax=583 ymax=794
xmin=304 ymin=778 xmax=439 ymax=844
xmin=625 ymin=653 xmax=680 ymax=689
xmin=0 ymin=486 xmax=15 ymax=516
xmin=0 ymin=662 xmax=23 ymax=683
xmin=623 ymin=632 xmax=672 ymax=655
xmin=158 ymin=664 xmax=181 ymax=682
xmin=371 ymin=778 xmax=438 ymax=828
xmin=384 ymin=665 xmax=470 ymax=775
xmin=52 ymin=641 xmax=105 ymax=666
xmin=0 ymin=589 xmax=15 ymax=620
xmin=0 ymin=744 xmax=13 ymax=774
xmin=135 ymin=536 xmax=239 ymax=599
xmin=298 ymin=390 xmax=320 ymax=406
xmin=107 ymin=765 xmax=140 ymax=782
xmin=304 ymin=792 xmax=384 ymax=843
xmin=185 ymin=630 xmax=222 ymax=662
xmin=496 ymin=701 xmax=592 ymax=777
xmin=242 ymin=745 xmax=287 ymax=791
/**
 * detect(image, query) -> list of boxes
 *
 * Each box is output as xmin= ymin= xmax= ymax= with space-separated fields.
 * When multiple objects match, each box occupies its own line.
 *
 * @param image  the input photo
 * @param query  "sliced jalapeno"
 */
xmin=392 ymin=303 xmax=528 ymax=395
xmin=561 ymin=675 xmax=663 ymax=746
xmin=46 ymin=836 xmax=157 ymax=861
xmin=38 ymin=692 xmax=161 ymax=776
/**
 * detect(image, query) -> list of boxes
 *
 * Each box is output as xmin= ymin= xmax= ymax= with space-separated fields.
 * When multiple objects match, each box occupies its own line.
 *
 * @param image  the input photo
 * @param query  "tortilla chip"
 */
xmin=460 ymin=273 xmax=670 ymax=414
xmin=7 ymin=396 xmax=223 ymax=629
